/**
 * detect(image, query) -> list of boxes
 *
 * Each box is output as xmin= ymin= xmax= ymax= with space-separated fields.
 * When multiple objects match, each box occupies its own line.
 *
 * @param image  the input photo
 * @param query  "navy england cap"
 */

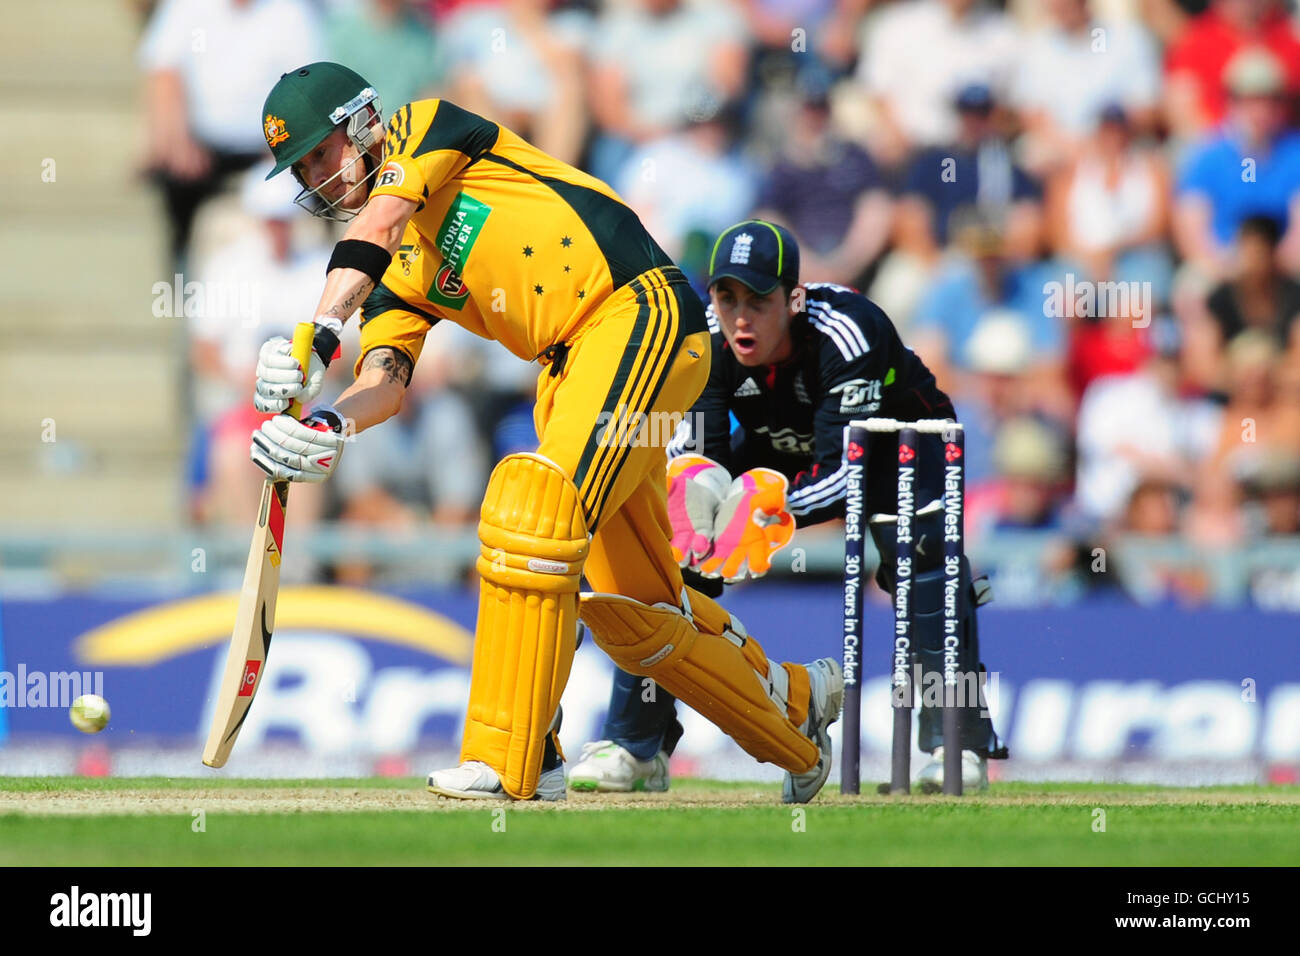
xmin=707 ymin=220 xmax=801 ymax=295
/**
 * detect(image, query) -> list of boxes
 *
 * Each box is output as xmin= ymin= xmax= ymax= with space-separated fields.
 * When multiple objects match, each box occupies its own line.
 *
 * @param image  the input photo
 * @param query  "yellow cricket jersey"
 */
xmin=354 ymin=99 xmax=675 ymax=374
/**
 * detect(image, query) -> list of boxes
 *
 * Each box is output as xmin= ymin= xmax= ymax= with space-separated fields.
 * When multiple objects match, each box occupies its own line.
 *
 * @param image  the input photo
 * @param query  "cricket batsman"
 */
xmin=570 ymin=220 xmax=1008 ymax=793
xmin=246 ymin=64 xmax=843 ymax=803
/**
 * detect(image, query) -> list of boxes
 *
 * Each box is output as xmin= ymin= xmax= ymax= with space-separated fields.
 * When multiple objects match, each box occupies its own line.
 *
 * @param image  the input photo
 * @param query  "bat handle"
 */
xmin=286 ymin=321 xmax=316 ymax=420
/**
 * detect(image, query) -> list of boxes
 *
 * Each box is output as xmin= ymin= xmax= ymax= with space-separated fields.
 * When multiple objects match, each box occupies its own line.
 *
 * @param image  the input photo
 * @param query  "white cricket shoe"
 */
xmin=567 ymin=741 xmax=670 ymax=793
xmin=916 ymin=747 xmax=988 ymax=793
xmin=783 ymin=657 xmax=844 ymax=804
xmin=426 ymin=760 xmax=566 ymax=802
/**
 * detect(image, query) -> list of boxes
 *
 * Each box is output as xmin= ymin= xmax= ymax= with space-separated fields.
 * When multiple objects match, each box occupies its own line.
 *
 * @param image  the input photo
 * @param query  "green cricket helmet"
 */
xmin=261 ymin=61 xmax=384 ymax=220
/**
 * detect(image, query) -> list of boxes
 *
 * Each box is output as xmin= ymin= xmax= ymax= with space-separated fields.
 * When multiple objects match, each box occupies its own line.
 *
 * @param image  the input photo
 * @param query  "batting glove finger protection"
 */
xmin=250 ymin=406 xmax=348 ymax=482
xmin=254 ymin=336 xmax=328 ymax=413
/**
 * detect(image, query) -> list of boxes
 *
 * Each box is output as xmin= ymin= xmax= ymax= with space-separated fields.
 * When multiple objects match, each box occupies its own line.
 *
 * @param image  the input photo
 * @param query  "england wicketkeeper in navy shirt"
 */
xmin=570 ymin=220 xmax=1006 ymax=793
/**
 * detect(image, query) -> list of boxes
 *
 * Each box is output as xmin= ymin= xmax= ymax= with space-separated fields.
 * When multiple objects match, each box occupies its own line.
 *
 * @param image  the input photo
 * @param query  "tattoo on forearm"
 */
xmin=325 ymin=279 xmax=375 ymax=319
xmin=360 ymin=347 xmax=413 ymax=386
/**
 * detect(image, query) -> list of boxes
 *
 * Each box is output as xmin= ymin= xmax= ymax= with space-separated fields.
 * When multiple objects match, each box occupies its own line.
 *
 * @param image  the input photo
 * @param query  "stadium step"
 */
xmin=0 ymin=0 xmax=187 ymax=532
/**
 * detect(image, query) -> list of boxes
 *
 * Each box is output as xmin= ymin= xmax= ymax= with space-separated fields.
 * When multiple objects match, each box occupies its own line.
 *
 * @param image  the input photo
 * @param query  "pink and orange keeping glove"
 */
xmin=697 ymin=468 xmax=796 ymax=583
xmin=666 ymin=455 xmax=733 ymax=568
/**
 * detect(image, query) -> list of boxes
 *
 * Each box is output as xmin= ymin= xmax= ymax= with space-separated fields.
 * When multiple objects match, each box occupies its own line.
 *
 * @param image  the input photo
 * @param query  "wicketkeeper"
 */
xmin=246 ymin=64 xmax=843 ymax=803
xmin=570 ymin=220 xmax=1007 ymax=793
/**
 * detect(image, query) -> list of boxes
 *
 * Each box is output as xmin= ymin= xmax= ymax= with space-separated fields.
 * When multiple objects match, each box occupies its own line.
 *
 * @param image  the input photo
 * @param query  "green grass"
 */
xmin=0 ymin=775 xmax=412 ymax=792
xmin=2 ymin=777 xmax=1297 ymax=866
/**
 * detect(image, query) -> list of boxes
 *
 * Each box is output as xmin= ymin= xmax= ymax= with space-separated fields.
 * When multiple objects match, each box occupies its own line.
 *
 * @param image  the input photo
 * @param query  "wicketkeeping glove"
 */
xmin=250 ymin=405 xmax=348 ymax=483
xmin=697 ymin=468 xmax=796 ymax=583
xmin=254 ymin=334 xmax=330 ymax=413
xmin=666 ymin=455 xmax=733 ymax=569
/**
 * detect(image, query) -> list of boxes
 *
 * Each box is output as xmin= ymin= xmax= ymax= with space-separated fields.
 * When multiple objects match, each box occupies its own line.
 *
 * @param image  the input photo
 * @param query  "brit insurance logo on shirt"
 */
xmin=830 ymin=378 xmax=882 ymax=414
xmin=429 ymin=191 xmax=491 ymax=309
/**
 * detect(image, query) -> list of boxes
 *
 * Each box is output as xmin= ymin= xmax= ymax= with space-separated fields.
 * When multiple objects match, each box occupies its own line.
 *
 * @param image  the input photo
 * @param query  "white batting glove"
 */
xmin=250 ymin=405 xmax=348 ymax=483
xmin=666 ymin=455 xmax=733 ymax=569
xmin=254 ymin=335 xmax=327 ymax=413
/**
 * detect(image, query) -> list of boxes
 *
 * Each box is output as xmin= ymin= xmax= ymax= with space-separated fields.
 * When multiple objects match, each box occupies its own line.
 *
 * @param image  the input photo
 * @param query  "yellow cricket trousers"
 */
xmin=534 ymin=265 xmax=707 ymax=602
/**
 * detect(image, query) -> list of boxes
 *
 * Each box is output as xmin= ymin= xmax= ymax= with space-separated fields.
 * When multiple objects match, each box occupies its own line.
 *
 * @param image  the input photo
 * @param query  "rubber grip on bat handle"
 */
xmin=286 ymin=321 xmax=316 ymax=419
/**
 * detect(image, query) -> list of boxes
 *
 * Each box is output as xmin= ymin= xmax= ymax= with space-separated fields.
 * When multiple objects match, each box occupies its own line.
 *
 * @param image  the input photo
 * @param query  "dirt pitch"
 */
xmin=3 ymin=780 xmax=1298 ymax=816
xmin=4 ymin=778 xmax=1298 ymax=865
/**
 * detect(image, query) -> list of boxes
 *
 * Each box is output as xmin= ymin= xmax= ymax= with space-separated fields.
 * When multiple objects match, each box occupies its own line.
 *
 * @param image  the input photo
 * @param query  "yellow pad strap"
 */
xmin=579 ymin=592 xmax=818 ymax=773
xmin=463 ymin=454 xmax=589 ymax=798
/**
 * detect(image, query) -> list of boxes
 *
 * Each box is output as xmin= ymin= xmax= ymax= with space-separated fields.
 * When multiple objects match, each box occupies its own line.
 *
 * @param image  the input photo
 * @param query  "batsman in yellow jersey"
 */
xmin=247 ymin=62 xmax=842 ymax=802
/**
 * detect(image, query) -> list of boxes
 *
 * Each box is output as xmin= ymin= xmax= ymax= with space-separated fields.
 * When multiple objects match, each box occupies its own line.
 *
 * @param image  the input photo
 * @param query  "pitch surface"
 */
xmin=2 ymin=777 xmax=1297 ymax=865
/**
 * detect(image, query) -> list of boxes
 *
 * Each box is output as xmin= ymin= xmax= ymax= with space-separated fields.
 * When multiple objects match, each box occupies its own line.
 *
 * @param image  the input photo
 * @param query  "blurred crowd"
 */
xmin=135 ymin=0 xmax=1300 ymax=601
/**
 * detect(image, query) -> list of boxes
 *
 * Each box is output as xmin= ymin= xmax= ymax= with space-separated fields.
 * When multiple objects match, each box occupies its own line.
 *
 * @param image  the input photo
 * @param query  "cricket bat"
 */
xmin=202 ymin=322 xmax=315 ymax=768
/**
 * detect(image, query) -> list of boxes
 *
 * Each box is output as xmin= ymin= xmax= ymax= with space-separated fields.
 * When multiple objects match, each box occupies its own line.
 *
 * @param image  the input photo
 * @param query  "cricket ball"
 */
xmin=70 ymin=694 xmax=111 ymax=734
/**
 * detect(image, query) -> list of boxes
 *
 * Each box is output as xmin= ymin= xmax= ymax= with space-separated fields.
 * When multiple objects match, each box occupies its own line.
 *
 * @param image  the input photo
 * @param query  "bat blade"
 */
xmin=202 ymin=321 xmax=313 ymax=769
xmin=202 ymin=478 xmax=289 ymax=768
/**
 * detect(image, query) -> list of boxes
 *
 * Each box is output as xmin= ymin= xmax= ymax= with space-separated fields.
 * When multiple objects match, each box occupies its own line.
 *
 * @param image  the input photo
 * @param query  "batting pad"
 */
xmin=463 ymin=454 xmax=589 ymax=798
xmin=579 ymin=591 xmax=819 ymax=773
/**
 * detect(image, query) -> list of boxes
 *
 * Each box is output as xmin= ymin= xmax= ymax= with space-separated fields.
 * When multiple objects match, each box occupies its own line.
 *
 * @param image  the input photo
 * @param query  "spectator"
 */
xmin=894 ymin=83 xmax=1043 ymax=265
xmin=449 ymin=332 xmax=543 ymax=461
xmin=330 ymin=340 xmax=490 ymax=585
xmin=873 ymin=83 xmax=1042 ymax=327
xmin=1074 ymin=320 xmax=1221 ymax=528
xmin=189 ymin=164 xmax=330 ymax=540
xmin=1065 ymin=307 xmax=1152 ymax=404
xmin=985 ymin=416 xmax=1072 ymax=530
xmin=189 ymin=163 xmax=331 ymax=427
xmin=439 ymin=0 xmax=591 ymax=166
xmin=737 ymin=0 xmax=862 ymax=79
xmin=1205 ymin=214 xmax=1300 ymax=357
xmin=1241 ymin=448 xmax=1300 ymax=537
xmin=854 ymin=0 xmax=1020 ymax=165
xmin=1173 ymin=47 xmax=1300 ymax=278
xmin=752 ymin=83 xmax=892 ymax=288
xmin=1169 ymin=264 xmax=1228 ymax=395
xmin=1120 ymin=477 xmax=1182 ymax=536
xmin=616 ymin=98 xmax=757 ymax=271
xmin=1164 ymin=0 xmax=1300 ymax=139
xmin=1046 ymin=103 xmax=1174 ymax=306
xmin=1189 ymin=330 xmax=1300 ymax=543
xmin=731 ymin=0 xmax=865 ymax=158
xmin=139 ymin=0 xmax=324 ymax=268
xmin=1135 ymin=0 xmax=1202 ymax=46
xmin=588 ymin=0 xmax=749 ymax=183
xmin=909 ymin=212 xmax=1064 ymax=396
xmin=324 ymin=0 xmax=443 ymax=115
xmin=1105 ymin=471 xmax=1219 ymax=605
xmin=956 ymin=310 xmax=1072 ymax=488
xmin=1012 ymin=0 xmax=1161 ymax=174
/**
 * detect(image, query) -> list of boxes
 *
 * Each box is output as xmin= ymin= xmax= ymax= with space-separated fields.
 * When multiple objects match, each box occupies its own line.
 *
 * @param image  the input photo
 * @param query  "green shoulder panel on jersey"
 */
xmin=480 ymin=151 xmax=674 ymax=291
xmin=409 ymin=101 xmax=500 ymax=164
xmin=359 ymin=280 xmax=440 ymax=328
